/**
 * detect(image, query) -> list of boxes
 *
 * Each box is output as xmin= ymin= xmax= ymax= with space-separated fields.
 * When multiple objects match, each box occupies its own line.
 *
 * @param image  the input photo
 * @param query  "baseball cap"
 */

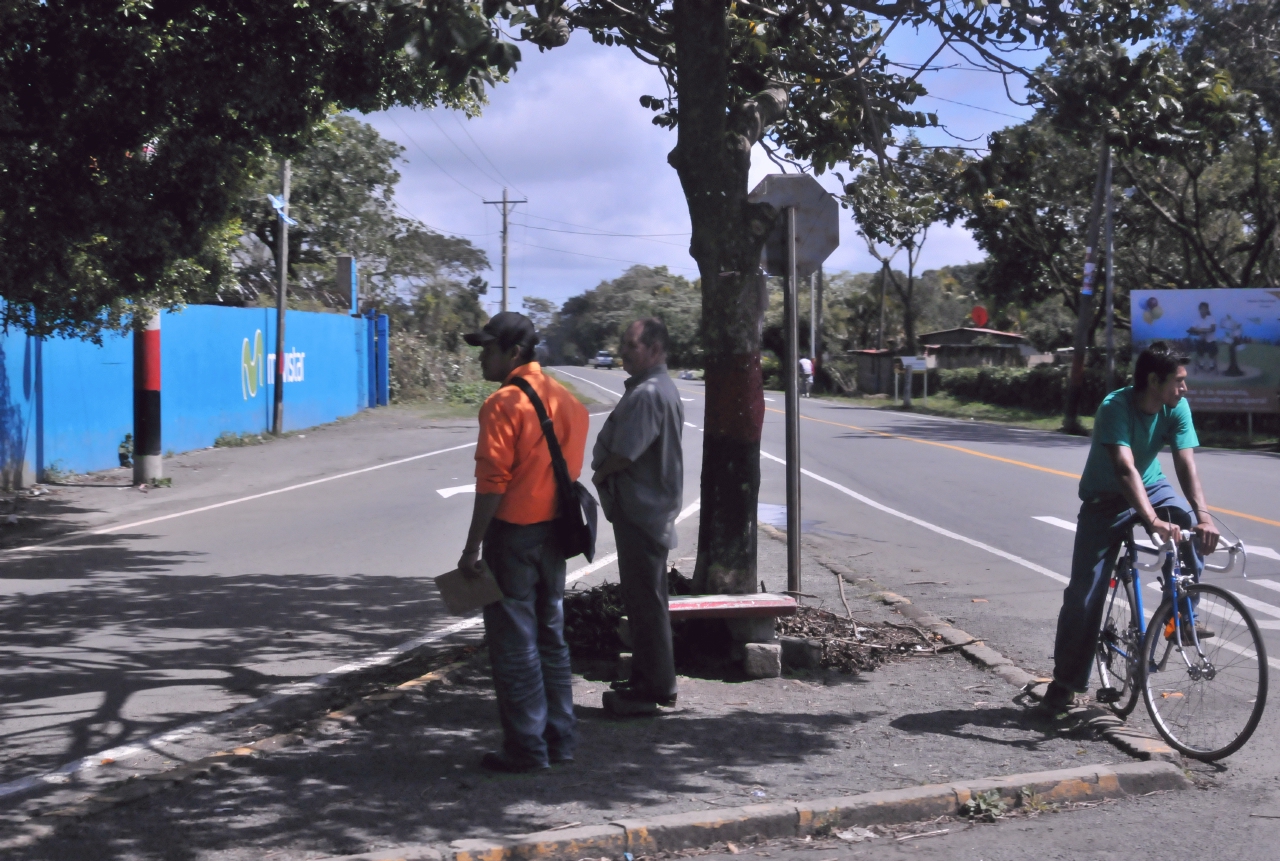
xmin=462 ymin=311 xmax=538 ymax=351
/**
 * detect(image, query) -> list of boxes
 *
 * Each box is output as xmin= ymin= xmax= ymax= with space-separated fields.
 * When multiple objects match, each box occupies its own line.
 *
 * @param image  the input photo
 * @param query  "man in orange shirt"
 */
xmin=457 ymin=312 xmax=589 ymax=772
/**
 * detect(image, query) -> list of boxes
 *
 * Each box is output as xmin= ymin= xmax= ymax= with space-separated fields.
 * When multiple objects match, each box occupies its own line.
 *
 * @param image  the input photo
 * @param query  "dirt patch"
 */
xmin=778 ymin=605 xmax=941 ymax=673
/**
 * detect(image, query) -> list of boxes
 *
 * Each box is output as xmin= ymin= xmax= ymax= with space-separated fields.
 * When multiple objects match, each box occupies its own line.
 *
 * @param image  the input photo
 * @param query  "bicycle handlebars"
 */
xmin=1132 ymin=536 xmax=1245 ymax=575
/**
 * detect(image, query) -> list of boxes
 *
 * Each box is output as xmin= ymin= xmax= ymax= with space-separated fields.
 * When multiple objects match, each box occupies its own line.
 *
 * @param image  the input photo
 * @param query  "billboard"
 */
xmin=1131 ymin=288 xmax=1280 ymax=413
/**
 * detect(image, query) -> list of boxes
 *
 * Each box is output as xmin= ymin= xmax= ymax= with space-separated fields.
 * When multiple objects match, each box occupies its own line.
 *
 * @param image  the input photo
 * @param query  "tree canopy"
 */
xmin=0 ymin=0 xmax=514 ymax=337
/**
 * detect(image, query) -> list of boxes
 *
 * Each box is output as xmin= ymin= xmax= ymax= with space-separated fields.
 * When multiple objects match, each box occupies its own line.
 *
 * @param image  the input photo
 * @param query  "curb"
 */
xmin=321 ymin=762 xmax=1189 ymax=861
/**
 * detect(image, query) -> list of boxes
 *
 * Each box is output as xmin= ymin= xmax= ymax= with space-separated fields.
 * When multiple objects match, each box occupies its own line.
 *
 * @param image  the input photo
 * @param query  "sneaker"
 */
xmin=480 ymin=752 xmax=549 ymax=773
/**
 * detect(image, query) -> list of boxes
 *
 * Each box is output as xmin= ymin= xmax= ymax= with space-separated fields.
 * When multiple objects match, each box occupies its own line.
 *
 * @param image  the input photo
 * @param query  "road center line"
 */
xmin=5 ymin=442 xmax=481 ymax=557
xmin=550 ymin=368 xmax=623 ymax=399
xmin=759 ymin=451 xmax=1069 ymax=585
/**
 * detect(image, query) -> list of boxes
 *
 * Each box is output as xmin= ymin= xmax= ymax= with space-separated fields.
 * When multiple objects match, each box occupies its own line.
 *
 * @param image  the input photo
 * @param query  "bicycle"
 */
xmin=1093 ymin=514 xmax=1268 ymax=760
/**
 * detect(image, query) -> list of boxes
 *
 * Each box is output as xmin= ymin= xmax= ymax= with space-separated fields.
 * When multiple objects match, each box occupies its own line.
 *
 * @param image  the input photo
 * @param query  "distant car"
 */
xmin=590 ymin=351 xmax=615 ymax=369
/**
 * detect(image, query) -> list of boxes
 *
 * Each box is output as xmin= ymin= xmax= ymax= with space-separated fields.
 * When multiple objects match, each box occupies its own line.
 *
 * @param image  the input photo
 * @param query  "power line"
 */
xmin=917 ymin=93 xmax=1029 ymax=121
xmin=451 ymin=113 xmax=526 ymax=196
xmin=517 ymin=239 xmax=699 ymax=273
xmin=520 ymin=210 xmax=691 ymax=237
xmin=424 ymin=111 xmax=506 ymax=190
xmin=510 ymin=222 xmax=690 ymax=248
xmin=511 ymin=222 xmax=690 ymax=239
xmin=391 ymin=201 xmax=496 ymax=238
xmin=387 ymin=115 xmax=485 ymax=199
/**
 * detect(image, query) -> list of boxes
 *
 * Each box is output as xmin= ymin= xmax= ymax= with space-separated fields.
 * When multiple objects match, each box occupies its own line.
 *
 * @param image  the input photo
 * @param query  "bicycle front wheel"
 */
xmin=1141 ymin=583 xmax=1268 ymax=760
xmin=1095 ymin=574 xmax=1142 ymax=717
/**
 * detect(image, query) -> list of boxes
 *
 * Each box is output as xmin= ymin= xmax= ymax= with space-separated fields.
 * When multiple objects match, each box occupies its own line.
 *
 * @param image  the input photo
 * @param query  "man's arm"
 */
xmin=592 ymin=453 xmax=631 ymax=485
xmin=1106 ymin=444 xmax=1184 ymax=546
xmin=1172 ymin=447 xmax=1221 ymax=554
xmin=458 ymin=492 xmax=503 ymax=576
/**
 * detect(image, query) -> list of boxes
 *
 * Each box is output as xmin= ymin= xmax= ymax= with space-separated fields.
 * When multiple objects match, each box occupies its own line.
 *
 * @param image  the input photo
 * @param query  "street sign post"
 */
xmin=748 ymin=174 xmax=840 ymax=597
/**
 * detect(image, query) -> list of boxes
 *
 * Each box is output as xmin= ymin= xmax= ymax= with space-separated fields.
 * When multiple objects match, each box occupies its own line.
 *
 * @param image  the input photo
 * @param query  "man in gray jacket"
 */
xmin=592 ymin=318 xmax=684 ymax=715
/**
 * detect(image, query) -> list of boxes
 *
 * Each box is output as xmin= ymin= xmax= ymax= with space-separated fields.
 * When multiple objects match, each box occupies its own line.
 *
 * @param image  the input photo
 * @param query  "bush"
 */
xmin=444 ymin=381 xmax=499 ymax=405
xmin=938 ymin=364 xmax=1128 ymax=416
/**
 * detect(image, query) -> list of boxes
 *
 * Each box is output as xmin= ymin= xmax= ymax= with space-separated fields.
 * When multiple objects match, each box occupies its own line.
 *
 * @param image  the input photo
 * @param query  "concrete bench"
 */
xmin=668 ymin=592 xmax=798 ymax=621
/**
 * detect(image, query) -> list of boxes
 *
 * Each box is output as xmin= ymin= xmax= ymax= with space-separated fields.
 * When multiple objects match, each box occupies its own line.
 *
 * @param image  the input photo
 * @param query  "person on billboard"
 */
xmin=1187 ymin=302 xmax=1217 ymax=373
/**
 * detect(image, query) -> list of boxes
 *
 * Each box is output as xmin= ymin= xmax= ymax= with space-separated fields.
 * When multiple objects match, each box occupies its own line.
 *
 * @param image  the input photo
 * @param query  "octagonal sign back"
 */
xmin=747 ymin=174 xmax=840 ymax=279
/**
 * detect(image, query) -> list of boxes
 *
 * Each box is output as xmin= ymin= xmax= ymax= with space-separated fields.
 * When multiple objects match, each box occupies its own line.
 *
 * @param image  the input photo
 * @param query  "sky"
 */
xmin=360 ymin=22 xmax=1041 ymax=316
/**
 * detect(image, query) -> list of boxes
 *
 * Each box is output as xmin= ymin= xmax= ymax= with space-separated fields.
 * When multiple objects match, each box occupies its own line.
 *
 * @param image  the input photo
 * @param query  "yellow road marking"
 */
xmin=672 ymin=381 xmax=1279 ymax=529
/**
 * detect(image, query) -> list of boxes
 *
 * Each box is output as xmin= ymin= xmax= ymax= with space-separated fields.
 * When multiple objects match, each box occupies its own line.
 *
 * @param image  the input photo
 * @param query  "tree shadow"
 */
xmin=10 ymin=677 xmax=865 ymax=861
xmin=0 ymin=538 xmax=455 ymax=784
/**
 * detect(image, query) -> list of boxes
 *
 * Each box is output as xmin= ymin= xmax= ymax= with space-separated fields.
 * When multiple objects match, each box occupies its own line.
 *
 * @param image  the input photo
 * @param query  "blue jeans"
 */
xmin=482 ymin=519 xmax=576 ymax=766
xmin=1052 ymin=479 xmax=1204 ymax=693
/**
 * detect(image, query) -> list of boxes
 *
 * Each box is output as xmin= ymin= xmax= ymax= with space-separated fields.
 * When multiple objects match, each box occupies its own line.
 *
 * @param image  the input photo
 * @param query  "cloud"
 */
xmin=359 ymin=27 xmax=1034 ymax=314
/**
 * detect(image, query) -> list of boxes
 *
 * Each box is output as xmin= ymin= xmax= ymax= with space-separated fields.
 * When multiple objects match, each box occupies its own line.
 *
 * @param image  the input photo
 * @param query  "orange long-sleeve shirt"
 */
xmin=474 ymin=363 xmax=589 ymax=524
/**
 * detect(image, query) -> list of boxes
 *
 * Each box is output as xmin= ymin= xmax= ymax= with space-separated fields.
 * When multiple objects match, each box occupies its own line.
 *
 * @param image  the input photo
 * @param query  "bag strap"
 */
xmin=507 ymin=376 xmax=576 ymax=503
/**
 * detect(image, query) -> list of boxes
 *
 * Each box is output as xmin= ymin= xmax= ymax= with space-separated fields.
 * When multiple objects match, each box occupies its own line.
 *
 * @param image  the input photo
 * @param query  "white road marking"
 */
xmin=760 ymin=452 xmax=1068 ymax=585
xmin=1035 ymin=515 xmax=1280 ymax=557
xmin=550 ymin=368 xmax=623 ymax=399
xmin=5 ymin=441 xmax=480 ymax=557
xmin=0 ymin=496 xmax=705 ymax=801
xmin=437 ymin=484 xmax=476 ymax=498
xmin=1253 ymin=579 xmax=1280 ymax=595
xmin=681 ymin=398 xmax=694 ymax=402
xmin=764 ymin=397 xmax=777 ymax=403
xmin=684 ymin=422 xmax=700 ymax=429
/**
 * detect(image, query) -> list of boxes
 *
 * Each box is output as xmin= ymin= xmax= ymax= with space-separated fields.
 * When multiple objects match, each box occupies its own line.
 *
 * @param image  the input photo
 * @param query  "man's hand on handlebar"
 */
xmin=1148 ymin=519 xmax=1182 ymax=548
xmin=1194 ymin=519 xmax=1221 ymax=556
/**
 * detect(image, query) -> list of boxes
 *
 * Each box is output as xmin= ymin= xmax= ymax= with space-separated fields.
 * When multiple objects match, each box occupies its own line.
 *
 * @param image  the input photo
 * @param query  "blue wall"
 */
xmin=0 ymin=306 xmax=374 ymax=483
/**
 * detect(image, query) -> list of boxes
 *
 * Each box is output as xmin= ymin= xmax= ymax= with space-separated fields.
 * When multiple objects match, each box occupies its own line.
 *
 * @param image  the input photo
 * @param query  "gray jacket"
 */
xmin=592 ymin=364 xmax=684 ymax=548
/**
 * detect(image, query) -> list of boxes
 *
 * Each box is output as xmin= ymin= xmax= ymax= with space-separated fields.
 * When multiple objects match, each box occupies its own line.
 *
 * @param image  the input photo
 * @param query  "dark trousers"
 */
xmin=1052 ymin=480 xmax=1203 ymax=692
xmin=481 ymin=519 xmax=576 ymax=766
xmin=614 ymin=517 xmax=677 ymax=700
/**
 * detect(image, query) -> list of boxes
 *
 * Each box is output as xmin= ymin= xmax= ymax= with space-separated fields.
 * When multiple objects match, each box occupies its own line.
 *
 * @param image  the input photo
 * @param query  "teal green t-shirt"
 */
xmin=1078 ymin=387 xmax=1200 ymax=501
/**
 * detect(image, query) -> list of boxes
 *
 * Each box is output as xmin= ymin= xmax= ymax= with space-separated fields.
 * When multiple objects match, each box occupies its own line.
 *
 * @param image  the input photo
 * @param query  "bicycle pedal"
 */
xmin=1096 ymin=686 xmax=1121 ymax=704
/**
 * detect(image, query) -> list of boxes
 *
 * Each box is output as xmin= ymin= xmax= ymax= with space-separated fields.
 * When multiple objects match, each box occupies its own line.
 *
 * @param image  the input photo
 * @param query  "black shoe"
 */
xmin=1165 ymin=618 xmax=1215 ymax=641
xmin=1034 ymin=681 xmax=1076 ymax=720
xmin=480 ymin=752 xmax=548 ymax=773
xmin=608 ymin=682 xmax=677 ymax=707
xmin=548 ymin=751 xmax=575 ymax=765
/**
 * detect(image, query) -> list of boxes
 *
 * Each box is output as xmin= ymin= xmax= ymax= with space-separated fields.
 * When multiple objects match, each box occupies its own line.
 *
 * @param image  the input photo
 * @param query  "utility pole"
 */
xmin=1064 ymin=141 xmax=1110 ymax=433
xmin=483 ymin=187 xmax=527 ymax=313
xmin=273 ymin=159 xmax=291 ymax=436
xmin=1103 ymin=155 xmax=1116 ymax=394
xmin=133 ymin=310 xmax=161 ymax=486
xmin=809 ymin=271 xmax=817 ymax=365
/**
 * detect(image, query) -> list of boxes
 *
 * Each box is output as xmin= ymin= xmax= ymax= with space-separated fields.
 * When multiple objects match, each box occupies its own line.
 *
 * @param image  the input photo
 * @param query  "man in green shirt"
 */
xmin=1042 ymin=342 xmax=1221 ymax=715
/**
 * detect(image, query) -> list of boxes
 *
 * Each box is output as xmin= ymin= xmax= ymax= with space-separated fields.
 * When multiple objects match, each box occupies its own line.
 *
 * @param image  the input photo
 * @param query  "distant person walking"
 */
xmin=799 ymin=356 xmax=815 ymax=397
xmin=592 ymin=318 xmax=684 ymax=715
xmin=456 ymin=312 xmax=589 ymax=772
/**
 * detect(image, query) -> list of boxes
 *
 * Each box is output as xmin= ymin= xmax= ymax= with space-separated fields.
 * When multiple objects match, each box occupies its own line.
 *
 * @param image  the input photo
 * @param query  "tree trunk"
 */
xmin=673 ymin=0 xmax=784 ymax=594
xmin=1064 ymin=142 xmax=1111 ymax=433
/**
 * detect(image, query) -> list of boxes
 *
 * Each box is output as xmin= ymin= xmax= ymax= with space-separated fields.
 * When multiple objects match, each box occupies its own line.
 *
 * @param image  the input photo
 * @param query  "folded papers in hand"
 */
xmin=434 ymin=562 xmax=504 ymax=615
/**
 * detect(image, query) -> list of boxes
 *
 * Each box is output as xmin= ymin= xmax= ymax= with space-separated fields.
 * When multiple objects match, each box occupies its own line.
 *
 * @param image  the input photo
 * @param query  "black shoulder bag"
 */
xmin=508 ymin=377 xmax=598 ymax=562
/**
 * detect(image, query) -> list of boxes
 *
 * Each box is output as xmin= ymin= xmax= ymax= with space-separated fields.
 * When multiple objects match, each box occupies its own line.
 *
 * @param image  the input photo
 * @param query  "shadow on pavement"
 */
xmin=0 ymin=543 xmax=451 ymax=785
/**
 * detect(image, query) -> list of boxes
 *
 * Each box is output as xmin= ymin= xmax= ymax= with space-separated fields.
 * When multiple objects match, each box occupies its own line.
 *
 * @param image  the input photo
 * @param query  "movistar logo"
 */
xmin=242 ymin=330 xmax=265 ymax=399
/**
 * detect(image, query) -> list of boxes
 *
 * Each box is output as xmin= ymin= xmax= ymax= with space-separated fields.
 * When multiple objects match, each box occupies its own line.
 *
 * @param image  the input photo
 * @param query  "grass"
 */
xmin=214 ymin=431 xmax=267 ymax=448
xmin=825 ymin=391 xmax=1096 ymax=434
xmin=823 ymin=391 xmax=1278 ymax=451
xmin=389 ymin=372 xmax=599 ymax=419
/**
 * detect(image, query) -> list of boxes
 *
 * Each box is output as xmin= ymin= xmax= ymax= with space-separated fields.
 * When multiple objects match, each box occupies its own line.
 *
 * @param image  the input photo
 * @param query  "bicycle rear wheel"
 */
xmin=1095 ymin=573 xmax=1142 ymax=717
xmin=1141 ymin=583 xmax=1268 ymax=760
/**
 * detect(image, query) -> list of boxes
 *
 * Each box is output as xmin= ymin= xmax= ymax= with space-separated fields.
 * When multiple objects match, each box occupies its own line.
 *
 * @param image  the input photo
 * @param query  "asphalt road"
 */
xmin=4 ymin=365 xmax=1280 ymax=848
xmin=0 ymin=397 xmax=703 ymax=794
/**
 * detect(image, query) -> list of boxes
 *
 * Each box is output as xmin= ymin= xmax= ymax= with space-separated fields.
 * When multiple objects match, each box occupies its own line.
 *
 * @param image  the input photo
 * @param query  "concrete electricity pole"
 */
xmin=483 ymin=187 xmax=526 ymax=313
xmin=273 ymin=159 xmax=292 ymax=436
xmin=133 ymin=310 xmax=161 ymax=485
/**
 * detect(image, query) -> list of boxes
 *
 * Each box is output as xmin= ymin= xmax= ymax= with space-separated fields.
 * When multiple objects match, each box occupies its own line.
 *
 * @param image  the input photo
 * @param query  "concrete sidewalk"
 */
xmin=0 ymin=524 xmax=1172 ymax=861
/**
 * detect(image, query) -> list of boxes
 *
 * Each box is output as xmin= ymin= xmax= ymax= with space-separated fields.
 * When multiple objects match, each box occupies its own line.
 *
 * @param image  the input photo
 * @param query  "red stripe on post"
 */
xmin=141 ymin=328 xmax=161 ymax=391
